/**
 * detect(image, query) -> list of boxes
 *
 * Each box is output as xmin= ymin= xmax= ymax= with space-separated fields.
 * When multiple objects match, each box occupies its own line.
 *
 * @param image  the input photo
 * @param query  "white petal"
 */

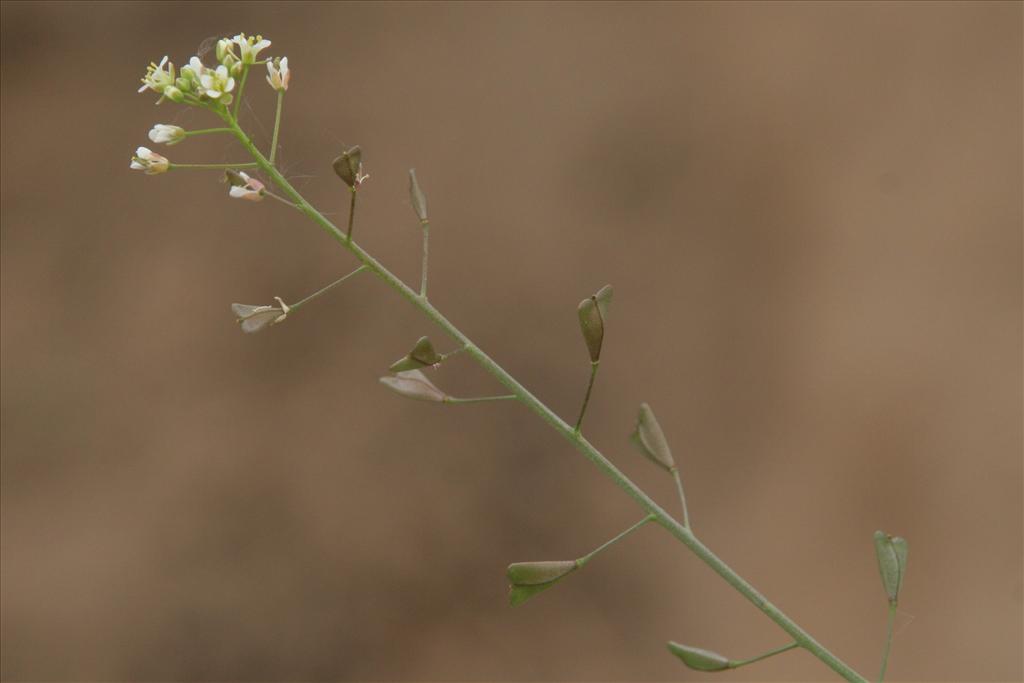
xmin=231 ymin=303 xmax=265 ymax=317
xmin=130 ymin=160 xmax=145 ymax=170
xmin=240 ymin=310 xmax=280 ymax=333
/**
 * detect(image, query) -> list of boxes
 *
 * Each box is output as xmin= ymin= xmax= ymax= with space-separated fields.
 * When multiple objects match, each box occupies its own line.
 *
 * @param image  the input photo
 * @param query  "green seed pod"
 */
xmin=409 ymin=169 xmax=428 ymax=222
xmin=577 ymin=284 xmax=613 ymax=362
xmin=389 ymin=336 xmax=442 ymax=372
xmin=873 ymin=531 xmax=908 ymax=605
xmin=163 ymin=85 xmax=184 ymax=103
xmin=379 ymin=369 xmax=447 ymax=402
xmin=506 ymin=560 xmax=578 ymax=607
xmin=666 ymin=642 xmax=731 ymax=672
xmin=332 ymin=146 xmax=362 ymax=188
xmin=629 ymin=403 xmax=675 ymax=472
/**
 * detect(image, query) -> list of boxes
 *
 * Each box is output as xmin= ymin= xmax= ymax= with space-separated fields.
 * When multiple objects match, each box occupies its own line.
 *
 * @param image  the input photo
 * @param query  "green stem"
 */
xmin=577 ymin=515 xmax=653 ymax=567
xmin=270 ymin=90 xmax=284 ymax=166
xmin=171 ymin=162 xmax=259 ymax=170
xmin=262 ymin=190 xmax=300 ymax=210
xmin=671 ymin=467 xmax=691 ymax=528
xmin=729 ymin=641 xmax=800 ymax=669
xmin=420 ymin=219 xmax=430 ymax=298
xmin=878 ymin=602 xmax=897 ymax=681
xmin=444 ymin=394 xmax=517 ymax=404
xmin=289 ymin=266 xmax=368 ymax=311
xmin=221 ymin=112 xmax=868 ymax=683
xmin=347 ymin=189 xmax=357 ymax=242
xmin=184 ymin=127 xmax=234 ymax=137
xmin=232 ymin=64 xmax=249 ymax=119
xmin=574 ymin=361 xmax=600 ymax=433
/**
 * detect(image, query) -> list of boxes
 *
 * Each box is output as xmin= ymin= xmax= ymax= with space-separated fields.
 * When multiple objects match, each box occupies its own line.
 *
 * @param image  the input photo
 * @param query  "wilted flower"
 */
xmin=147 ymin=124 xmax=186 ymax=145
xmin=138 ymin=56 xmax=175 ymax=94
xmin=226 ymin=171 xmax=265 ymax=201
xmin=232 ymin=33 xmax=271 ymax=64
xmin=199 ymin=64 xmax=235 ymax=100
xmin=231 ymin=297 xmax=289 ymax=333
xmin=266 ymin=56 xmax=290 ymax=91
xmin=130 ymin=147 xmax=169 ymax=175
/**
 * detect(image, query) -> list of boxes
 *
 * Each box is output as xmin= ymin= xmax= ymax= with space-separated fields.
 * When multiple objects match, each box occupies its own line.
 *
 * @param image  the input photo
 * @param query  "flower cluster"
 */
xmin=132 ymin=33 xmax=291 ymax=177
xmin=136 ymin=33 xmax=282 ymax=107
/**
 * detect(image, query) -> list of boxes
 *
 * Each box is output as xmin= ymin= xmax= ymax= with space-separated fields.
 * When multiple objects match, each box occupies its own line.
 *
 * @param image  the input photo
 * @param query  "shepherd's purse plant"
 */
xmin=130 ymin=33 xmax=909 ymax=682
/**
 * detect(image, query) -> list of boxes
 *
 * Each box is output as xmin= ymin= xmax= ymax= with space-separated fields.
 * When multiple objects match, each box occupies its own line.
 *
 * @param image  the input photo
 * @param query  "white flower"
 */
xmin=231 ymin=297 xmax=289 ymax=333
xmin=199 ymin=64 xmax=235 ymax=99
xmin=228 ymin=171 xmax=265 ymax=201
xmin=232 ymin=33 xmax=271 ymax=64
xmin=138 ymin=56 xmax=175 ymax=94
xmin=147 ymin=124 xmax=186 ymax=145
xmin=266 ymin=57 xmax=290 ymax=91
xmin=130 ymin=147 xmax=169 ymax=175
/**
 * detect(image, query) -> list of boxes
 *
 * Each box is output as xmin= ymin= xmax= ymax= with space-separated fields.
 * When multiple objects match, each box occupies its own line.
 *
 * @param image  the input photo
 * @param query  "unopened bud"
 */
xmin=379 ymin=369 xmax=447 ymax=402
xmin=666 ymin=642 xmax=731 ymax=672
xmin=506 ymin=560 xmax=578 ymax=607
xmin=162 ymin=86 xmax=184 ymax=103
xmin=389 ymin=336 xmax=441 ymax=372
xmin=873 ymin=531 xmax=908 ymax=605
xmin=577 ymin=284 xmax=612 ymax=362
xmin=409 ymin=169 xmax=428 ymax=222
xmin=629 ymin=403 xmax=675 ymax=472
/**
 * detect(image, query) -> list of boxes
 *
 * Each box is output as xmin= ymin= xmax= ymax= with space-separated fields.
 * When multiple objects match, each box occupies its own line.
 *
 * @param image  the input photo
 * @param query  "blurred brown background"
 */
xmin=1 ymin=1 xmax=1021 ymax=681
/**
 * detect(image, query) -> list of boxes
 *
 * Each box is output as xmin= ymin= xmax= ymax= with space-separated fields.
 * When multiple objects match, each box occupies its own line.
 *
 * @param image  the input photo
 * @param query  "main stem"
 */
xmin=223 ymin=114 xmax=866 ymax=683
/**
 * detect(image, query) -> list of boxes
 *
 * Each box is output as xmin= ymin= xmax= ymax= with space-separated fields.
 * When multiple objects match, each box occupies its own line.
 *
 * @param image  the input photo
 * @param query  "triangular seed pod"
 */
xmin=379 ymin=369 xmax=447 ymax=402
xmin=629 ymin=403 xmax=675 ymax=471
xmin=873 ymin=531 xmax=908 ymax=604
xmin=332 ymin=146 xmax=362 ymax=188
xmin=389 ymin=336 xmax=442 ymax=372
xmin=409 ymin=169 xmax=428 ymax=222
xmin=666 ymin=642 xmax=731 ymax=672
xmin=506 ymin=560 xmax=578 ymax=607
xmin=577 ymin=285 xmax=613 ymax=362
xmin=507 ymin=561 xmax=578 ymax=586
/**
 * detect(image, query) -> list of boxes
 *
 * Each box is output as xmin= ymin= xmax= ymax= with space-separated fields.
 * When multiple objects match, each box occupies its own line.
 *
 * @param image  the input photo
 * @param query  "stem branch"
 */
xmin=574 ymin=361 xmax=600 ymax=433
xmin=221 ymin=112 xmax=867 ymax=683
xmin=878 ymin=602 xmax=897 ymax=681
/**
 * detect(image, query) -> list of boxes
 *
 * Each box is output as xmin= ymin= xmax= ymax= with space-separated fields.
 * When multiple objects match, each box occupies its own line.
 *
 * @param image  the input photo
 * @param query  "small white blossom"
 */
xmin=231 ymin=297 xmax=289 ymax=333
xmin=199 ymin=64 xmax=235 ymax=100
xmin=138 ymin=56 xmax=175 ymax=94
xmin=232 ymin=33 xmax=271 ymax=64
xmin=228 ymin=171 xmax=265 ymax=201
xmin=130 ymin=147 xmax=169 ymax=175
xmin=266 ymin=57 xmax=290 ymax=91
xmin=148 ymin=124 xmax=186 ymax=145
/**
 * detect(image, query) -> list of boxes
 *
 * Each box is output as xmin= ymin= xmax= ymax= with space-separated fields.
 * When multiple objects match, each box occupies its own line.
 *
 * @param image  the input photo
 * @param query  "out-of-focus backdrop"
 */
xmin=1 ymin=2 xmax=1021 ymax=681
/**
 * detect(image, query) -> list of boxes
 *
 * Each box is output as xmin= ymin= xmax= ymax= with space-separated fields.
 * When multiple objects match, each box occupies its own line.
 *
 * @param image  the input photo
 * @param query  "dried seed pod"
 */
xmin=389 ymin=336 xmax=442 ymax=372
xmin=379 ymin=369 xmax=447 ymax=402
xmin=332 ymin=146 xmax=362 ymax=188
xmin=630 ymin=402 xmax=675 ymax=472
xmin=577 ymin=284 xmax=613 ymax=362
xmin=409 ymin=169 xmax=428 ymax=222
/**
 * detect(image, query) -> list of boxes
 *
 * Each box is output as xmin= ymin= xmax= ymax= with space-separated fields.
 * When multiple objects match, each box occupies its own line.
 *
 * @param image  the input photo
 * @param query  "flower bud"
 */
xmin=379 ymin=369 xmax=448 ymax=402
xmin=577 ymin=284 xmax=612 ymax=362
xmin=226 ymin=171 xmax=265 ymax=201
xmin=506 ymin=560 xmax=578 ymax=607
xmin=666 ymin=642 xmax=731 ymax=672
xmin=332 ymin=146 xmax=364 ymax=189
xmin=163 ymin=86 xmax=185 ymax=103
xmin=409 ymin=169 xmax=428 ymax=222
xmin=629 ymin=403 xmax=675 ymax=472
xmin=148 ymin=124 xmax=186 ymax=145
xmin=389 ymin=336 xmax=441 ymax=373
xmin=266 ymin=56 xmax=290 ymax=91
xmin=873 ymin=531 xmax=908 ymax=605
